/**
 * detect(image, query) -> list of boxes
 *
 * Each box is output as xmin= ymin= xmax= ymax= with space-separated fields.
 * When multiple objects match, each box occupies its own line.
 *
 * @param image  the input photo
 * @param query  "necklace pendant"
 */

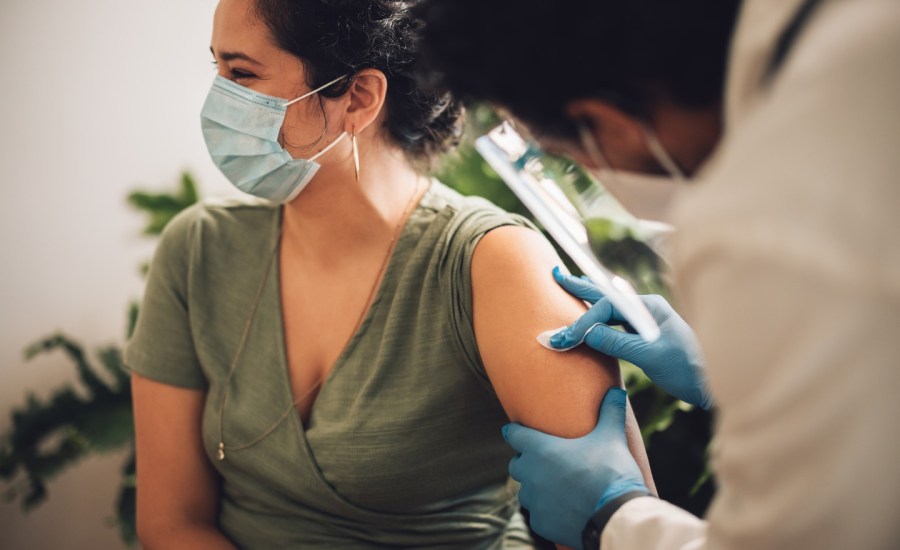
xmin=217 ymin=442 xmax=226 ymax=461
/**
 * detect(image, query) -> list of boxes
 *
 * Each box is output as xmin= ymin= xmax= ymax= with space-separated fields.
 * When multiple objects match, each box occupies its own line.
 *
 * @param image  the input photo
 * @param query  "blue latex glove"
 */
xmin=550 ymin=267 xmax=713 ymax=410
xmin=504 ymin=388 xmax=648 ymax=549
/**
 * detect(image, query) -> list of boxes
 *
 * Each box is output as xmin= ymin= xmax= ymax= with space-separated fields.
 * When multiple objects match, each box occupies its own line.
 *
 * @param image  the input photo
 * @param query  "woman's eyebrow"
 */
xmin=209 ymin=47 xmax=262 ymax=66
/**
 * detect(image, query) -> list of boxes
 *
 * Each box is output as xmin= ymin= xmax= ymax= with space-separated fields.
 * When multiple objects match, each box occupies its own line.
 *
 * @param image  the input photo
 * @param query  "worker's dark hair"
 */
xmin=253 ymin=0 xmax=463 ymax=166
xmin=416 ymin=0 xmax=741 ymax=138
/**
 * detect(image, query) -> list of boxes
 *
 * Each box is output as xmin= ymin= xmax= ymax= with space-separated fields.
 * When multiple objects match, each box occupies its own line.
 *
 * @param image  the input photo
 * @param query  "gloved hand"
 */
xmin=550 ymin=267 xmax=713 ymax=410
xmin=504 ymin=388 xmax=649 ymax=550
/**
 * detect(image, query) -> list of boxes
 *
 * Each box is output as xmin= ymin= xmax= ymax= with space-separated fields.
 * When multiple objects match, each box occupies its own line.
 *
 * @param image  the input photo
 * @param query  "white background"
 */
xmin=0 ymin=0 xmax=235 ymax=547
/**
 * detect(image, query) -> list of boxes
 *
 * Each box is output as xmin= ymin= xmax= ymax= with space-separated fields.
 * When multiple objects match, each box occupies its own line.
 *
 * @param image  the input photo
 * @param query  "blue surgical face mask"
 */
xmin=200 ymin=74 xmax=348 ymax=204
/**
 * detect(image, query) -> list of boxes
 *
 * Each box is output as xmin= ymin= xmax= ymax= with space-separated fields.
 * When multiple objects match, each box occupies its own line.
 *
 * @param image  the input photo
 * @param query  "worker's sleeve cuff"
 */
xmin=582 ymin=490 xmax=654 ymax=550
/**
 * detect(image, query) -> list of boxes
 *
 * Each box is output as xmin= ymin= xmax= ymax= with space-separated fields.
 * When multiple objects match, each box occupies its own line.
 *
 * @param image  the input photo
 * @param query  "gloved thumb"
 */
xmin=553 ymin=266 xmax=603 ymax=304
xmin=502 ymin=422 xmax=559 ymax=454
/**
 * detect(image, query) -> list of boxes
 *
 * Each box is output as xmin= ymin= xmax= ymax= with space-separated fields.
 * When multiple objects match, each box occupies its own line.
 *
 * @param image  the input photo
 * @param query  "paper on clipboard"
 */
xmin=475 ymin=122 xmax=661 ymax=343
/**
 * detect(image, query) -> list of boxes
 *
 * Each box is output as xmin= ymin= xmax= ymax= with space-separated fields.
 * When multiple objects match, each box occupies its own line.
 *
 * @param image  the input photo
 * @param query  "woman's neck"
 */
xmin=279 ymin=140 xmax=426 ymax=264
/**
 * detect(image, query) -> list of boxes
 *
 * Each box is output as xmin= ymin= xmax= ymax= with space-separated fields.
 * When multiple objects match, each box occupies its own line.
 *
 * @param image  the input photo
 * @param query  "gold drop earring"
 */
xmin=351 ymin=128 xmax=360 ymax=182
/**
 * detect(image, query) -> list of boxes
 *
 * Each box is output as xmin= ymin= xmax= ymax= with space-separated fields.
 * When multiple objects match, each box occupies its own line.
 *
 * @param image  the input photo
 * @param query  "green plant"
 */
xmin=0 ymin=173 xmax=201 ymax=545
xmin=0 ymin=337 xmax=136 ymax=541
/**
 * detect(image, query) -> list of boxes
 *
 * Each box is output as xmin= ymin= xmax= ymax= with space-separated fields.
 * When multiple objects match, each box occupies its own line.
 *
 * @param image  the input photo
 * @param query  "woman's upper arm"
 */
xmin=132 ymin=372 xmax=221 ymax=543
xmin=471 ymin=225 xmax=622 ymax=437
xmin=471 ymin=225 xmax=654 ymax=497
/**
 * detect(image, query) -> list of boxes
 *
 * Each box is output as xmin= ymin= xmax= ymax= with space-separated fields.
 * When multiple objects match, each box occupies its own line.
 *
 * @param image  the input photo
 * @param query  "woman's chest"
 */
xmin=278 ymin=252 xmax=390 ymax=424
xmin=200 ymin=325 xmax=512 ymax=515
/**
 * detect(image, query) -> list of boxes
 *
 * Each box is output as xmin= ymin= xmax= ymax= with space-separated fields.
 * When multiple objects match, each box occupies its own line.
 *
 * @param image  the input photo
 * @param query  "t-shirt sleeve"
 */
xmin=440 ymin=202 xmax=538 ymax=389
xmin=123 ymin=204 xmax=207 ymax=389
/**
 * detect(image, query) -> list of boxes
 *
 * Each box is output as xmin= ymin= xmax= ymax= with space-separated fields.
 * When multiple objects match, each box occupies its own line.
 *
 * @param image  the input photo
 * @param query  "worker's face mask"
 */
xmin=576 ymin=123 xmax=688 ymax=224
xmin=200 ymin=75 xmax=348 ymax=204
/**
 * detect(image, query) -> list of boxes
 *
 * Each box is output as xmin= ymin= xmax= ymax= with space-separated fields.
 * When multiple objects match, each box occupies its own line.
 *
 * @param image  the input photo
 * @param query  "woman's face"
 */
xmin=210 ymin=0 xmax=348 ymax=159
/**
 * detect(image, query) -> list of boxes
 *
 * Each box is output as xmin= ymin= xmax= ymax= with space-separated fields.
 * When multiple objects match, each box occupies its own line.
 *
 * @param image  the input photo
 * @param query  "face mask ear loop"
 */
xmin=641 ymin=123 xmax=687 ymax=181
xmin=281 ymin=74 xmax=349 ymax=154
xmin=351 ymin=128 xmax=360 ymax=182
xmin=308 ymin=131 xmax=348 ymax=162
xmin=283 ymin=74 xmax=349 ymax=107
xmin=577 ymin=122 xmax=613 ymax=172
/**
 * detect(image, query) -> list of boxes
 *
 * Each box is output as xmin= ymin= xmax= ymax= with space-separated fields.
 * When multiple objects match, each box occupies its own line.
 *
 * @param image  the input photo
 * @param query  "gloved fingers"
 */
xmin=502 ymin=422 xmax=560 ymax=454
xmin=594 ymin=387 xmax=629 ymax=438
xmin=508 ymin=453 xmax=523 ymax=482
xmin=524 ymin=508 xmax=554 ymax=546
xmin=640 ymin=293 xmax=676 ymax=321
xmin=536 ymin=325 xmax=575 ymax=351
xmin=549 ymin=298 xmax=628 ymax=349
xmin=582 ymin=323 xmax=646 ymax=365
xmin=553 ymin=266 xmax=604 ymax=303
xmin=516 ymin=482 xmax=535 ymax=513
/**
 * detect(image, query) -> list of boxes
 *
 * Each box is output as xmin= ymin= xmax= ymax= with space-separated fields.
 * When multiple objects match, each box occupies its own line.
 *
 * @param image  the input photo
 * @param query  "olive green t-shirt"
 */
xmin=124 ymin=181 xmax=539 ymax=548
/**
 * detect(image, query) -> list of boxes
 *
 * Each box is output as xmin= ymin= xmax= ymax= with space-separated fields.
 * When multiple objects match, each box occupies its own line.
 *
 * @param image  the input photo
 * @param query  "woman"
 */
xmin=125 ymin=0 xmax=654 ymax=547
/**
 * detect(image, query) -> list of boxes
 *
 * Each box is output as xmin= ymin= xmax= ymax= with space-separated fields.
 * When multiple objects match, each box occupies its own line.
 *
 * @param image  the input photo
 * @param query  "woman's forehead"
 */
xmin=211 ymin=0 xmax=273 ymax=55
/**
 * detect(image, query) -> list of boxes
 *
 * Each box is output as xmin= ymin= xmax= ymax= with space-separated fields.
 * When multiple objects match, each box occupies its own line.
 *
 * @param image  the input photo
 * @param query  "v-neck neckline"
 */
xmin=269 ymin=182 xmax=433 ymax=434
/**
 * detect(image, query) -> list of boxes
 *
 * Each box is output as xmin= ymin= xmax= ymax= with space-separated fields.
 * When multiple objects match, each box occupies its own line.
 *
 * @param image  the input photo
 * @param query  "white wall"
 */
xmin=0 ymin=0 xmax=233 ymax=547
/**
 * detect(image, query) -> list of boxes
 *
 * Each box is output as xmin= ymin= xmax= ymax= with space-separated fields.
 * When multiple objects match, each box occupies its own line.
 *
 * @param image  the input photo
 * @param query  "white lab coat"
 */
xmin=602 ymin=0 xmax=900 ymax=548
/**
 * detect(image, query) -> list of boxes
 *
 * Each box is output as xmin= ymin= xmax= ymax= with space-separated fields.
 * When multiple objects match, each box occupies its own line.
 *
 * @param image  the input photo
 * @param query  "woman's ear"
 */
xmin=565 ymin=99 xmax=645 ymax=164
xmin=344 ymin=68 xmax=388 ymax=135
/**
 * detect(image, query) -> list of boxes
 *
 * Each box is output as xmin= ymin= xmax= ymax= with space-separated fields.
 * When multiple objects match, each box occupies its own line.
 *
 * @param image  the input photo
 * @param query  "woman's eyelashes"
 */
xmin=210 ymin=60 xmax=257 ymax=81
xmin=231 ymin=68 xmax=257 ymax=80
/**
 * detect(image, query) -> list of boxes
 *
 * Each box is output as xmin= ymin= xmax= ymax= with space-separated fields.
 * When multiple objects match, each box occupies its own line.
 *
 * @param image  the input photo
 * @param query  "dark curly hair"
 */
xmin=416 ymin=0 xmax=740 ymax=139
xmin=252 ymin=0 xmax=463 ymax=165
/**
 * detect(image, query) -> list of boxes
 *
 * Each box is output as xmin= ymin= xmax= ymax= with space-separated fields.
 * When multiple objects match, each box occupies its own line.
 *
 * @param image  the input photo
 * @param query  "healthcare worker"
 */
xmin=418 ymin=0 xmax=900 ymax=548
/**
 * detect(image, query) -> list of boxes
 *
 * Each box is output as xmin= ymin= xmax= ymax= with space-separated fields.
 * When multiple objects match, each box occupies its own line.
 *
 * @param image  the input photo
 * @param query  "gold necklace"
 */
xmin=215 ymin=178 xmax=425 ymax=461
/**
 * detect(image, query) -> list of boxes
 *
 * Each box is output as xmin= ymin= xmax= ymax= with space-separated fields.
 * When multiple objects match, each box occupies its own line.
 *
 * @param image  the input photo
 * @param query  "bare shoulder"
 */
xmin=471 ymin=226 xmax=621 ymax=438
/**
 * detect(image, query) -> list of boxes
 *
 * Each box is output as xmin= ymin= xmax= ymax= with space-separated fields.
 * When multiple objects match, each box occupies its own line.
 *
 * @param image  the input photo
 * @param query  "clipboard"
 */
xmin=475 ymin=122 xmax=661 ymax=342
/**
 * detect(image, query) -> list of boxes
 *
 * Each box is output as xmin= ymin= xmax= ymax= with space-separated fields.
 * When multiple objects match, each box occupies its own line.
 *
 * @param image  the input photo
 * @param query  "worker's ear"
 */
xmin=342 ymin=68 xmax=388 ymax=136
xmin=565 ymin=99 xmax=644 ymax=168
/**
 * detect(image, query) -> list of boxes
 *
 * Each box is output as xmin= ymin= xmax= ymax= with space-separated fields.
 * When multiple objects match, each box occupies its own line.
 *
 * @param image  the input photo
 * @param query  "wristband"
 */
xmin=581 ymin=490 xmax=653 ymax=550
